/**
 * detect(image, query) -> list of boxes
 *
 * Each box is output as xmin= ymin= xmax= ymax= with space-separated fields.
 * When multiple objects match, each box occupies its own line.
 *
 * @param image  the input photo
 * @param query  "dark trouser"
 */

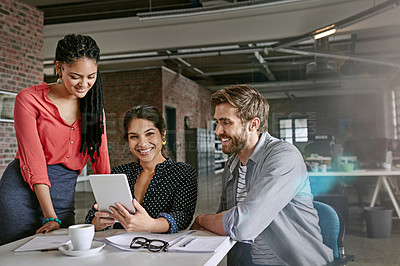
xmin=227 ymin=242 xmax=283 ymax=266
xmin=228 ymin=242 xmax=257 ymax=266
xmin=0 ymin=160 xmax=78 ymax=245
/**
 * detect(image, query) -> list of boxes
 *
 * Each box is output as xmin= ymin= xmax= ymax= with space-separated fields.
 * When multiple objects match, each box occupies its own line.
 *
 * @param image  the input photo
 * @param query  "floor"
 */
xmin=75 ymin=173 xmax=400 ymax=266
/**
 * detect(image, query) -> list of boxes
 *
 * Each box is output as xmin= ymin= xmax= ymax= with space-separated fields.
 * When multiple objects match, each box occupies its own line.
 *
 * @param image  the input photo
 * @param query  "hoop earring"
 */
xmin=162 ymin=138 xmax=166 ymax=145
xmin=57 ymin=76 xmax=63 ymax=84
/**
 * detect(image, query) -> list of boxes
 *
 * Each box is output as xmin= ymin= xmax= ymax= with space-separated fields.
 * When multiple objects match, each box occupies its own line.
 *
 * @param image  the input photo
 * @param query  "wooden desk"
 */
xmin=0 ymin=229 xmax=236 ymax=266
xmin=308 ymin=169 xmax=400 ymax=217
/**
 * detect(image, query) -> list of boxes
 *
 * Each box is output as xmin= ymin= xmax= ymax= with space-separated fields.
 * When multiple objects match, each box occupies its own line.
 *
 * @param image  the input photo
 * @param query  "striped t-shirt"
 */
xmin=236 ymin=164 xmax=247 ymax=203
xmin=236 ymin=163 xmax=284 ymax=265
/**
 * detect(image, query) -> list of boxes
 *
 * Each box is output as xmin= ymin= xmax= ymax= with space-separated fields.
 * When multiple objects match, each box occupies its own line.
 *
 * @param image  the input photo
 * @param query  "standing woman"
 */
xmin=86 ymin=105 xmax=197 ymax=233
xmin=0 ymin=34 xmax=110 ymax=245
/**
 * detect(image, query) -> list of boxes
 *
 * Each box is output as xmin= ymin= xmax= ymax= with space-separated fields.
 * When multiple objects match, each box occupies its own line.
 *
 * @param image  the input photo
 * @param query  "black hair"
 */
xmin=55 ymin=34 xmax=104 ymax=162
xmin=123 ymin=105 xmax=172 ymax=160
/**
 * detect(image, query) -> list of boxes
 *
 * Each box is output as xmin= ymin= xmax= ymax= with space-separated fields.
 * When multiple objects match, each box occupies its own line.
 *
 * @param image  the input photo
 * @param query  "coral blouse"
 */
xmin=14 ymin=82 xmax=110 ymax=190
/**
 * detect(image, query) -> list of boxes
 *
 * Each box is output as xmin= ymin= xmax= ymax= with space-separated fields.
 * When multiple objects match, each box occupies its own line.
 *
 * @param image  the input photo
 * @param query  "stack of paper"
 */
xmin=15 ymin=231 xmax=231 ymax=254
xmin=14 ymin=235 xmax=70 ymax=252
xmin=105 ymin=231 xmax=229 ymax=253
xmin=168 ymin=236 xmax=230 ymax=253
xmin=105 ymin=230 xmax=195 ymax=251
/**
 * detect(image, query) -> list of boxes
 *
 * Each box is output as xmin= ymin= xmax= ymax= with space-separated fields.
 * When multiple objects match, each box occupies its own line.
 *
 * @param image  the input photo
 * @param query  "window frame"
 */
xmin=0 ymin=91 xmax=17 ymax=123
xmin=278 ymin=117 xmax=309 ymax=144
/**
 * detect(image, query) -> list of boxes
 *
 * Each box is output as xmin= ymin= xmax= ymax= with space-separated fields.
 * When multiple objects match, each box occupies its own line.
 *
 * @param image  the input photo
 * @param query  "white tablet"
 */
xmin=89 ymin=174 xmax=136 ymax=214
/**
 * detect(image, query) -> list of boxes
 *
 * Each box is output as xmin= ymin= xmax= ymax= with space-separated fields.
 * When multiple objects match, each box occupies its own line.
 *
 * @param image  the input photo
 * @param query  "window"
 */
xmin=393 ymin=89 xmax=400 ymax=138
xmin=279 ymin=118 xmax=308 ymax=144
xmin=0 ymin=91 xmax=17 ymax=123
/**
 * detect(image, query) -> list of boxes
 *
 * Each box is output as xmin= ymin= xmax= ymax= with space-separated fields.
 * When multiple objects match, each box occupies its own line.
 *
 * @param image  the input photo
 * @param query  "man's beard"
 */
xmin=220 ymin=127 xmax=248 ymax=155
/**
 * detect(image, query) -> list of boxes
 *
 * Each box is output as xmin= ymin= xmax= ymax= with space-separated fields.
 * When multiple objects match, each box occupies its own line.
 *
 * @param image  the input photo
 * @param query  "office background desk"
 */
xmin=0 ymin=229 xmax=235 ymax=266
xmin=308 ymin=169 xmax=400 ymax=218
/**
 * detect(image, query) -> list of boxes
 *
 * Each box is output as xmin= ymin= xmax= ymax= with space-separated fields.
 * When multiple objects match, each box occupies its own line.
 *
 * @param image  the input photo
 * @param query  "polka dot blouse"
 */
xmin=85 ymin=158 xmax=198 ymax=233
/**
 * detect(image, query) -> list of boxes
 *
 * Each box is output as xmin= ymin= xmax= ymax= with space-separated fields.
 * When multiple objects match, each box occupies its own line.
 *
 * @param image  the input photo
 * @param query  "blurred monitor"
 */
xmin=388 ymin=139 xmax=400 ymax=156
xmin=343 ymin=138 xmax=388 ymax=164
xmin=304 ymin=135 xmax=333 ymax=157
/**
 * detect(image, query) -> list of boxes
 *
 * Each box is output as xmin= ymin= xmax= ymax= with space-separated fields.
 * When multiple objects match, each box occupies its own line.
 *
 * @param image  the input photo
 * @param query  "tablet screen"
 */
xmin=89 ymin=174 xmax=136 ymax=214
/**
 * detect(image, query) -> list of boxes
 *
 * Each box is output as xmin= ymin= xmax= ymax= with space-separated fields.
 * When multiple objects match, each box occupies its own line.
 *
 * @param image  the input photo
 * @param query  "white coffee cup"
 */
xmin=320 ymin=164 xmax=327 ymax=173
xmin=381 ymin=162 xmax=391 ymax=169
xmin=310 ymin=162 xmax=319 ymax=172
xmin=68 ymin=224 xmax=95 ymax=250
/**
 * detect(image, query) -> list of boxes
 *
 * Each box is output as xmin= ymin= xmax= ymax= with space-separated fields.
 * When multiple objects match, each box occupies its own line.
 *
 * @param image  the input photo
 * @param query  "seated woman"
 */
xmin=85 ymin=105 xmax=197 ymax=233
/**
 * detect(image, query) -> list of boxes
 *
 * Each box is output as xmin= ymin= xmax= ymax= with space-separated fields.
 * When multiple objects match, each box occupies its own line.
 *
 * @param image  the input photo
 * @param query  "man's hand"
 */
xmin=190 ymin=215 xmax=204 ymax=230
xmin=190 ymin=212 xmax=227 ymax=236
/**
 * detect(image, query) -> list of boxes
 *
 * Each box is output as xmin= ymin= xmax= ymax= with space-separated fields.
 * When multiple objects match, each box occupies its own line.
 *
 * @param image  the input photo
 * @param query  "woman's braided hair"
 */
xmin=55 ymin=34 xmax=104 ymax=162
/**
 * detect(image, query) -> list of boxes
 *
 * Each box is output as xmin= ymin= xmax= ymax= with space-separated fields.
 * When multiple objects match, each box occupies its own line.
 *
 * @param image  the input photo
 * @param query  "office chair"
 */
xmin=313 ymin=201 xmax=355 ymax=266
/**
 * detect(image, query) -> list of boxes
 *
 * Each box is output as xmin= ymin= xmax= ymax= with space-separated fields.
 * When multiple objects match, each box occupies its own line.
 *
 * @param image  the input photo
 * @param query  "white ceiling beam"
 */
xmin=44 ymin=0 xmax=391 ymax=60
xmin=207 ymin=75 xmax=389 ymax=93
xmin=275 ymin=47 xmax=400 ymax=68
xmin=254 ymin=50 xmax=276 ymax=81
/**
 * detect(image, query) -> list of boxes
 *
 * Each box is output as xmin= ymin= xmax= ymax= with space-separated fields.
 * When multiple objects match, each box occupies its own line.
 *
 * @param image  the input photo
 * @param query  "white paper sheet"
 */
xmin=168 ymin=235 xmax=230 ymax=253
xmin=14 ymin=235 xmax=70 ymax=252
xmin=105 ymin=230 xmax=195 ymax=252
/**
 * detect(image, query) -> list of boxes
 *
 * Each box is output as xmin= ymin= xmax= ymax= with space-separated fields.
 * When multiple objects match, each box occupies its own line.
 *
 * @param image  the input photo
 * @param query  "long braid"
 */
xmin=80 ymin=70 xmax=104 ymax=162
xmin=55 ymin=34 xmax=104 ymax=162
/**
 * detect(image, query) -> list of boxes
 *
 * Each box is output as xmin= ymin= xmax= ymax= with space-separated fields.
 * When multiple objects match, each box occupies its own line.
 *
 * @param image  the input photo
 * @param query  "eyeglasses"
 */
xmin=130 ymin=237 xmax=169 ymax=252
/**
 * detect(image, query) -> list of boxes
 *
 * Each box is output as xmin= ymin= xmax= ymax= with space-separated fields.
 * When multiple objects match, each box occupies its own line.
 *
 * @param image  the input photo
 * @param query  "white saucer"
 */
xmin=58 ymin=240 xmax=105 ymax=257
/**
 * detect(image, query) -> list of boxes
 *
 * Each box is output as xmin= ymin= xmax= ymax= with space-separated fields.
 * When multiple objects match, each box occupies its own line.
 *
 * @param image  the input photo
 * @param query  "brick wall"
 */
xmin=0 ymin=0 xmax=43 ymax=175
xmin=101 ymin=68 xmax=163 ymax=168
xmin=162 ymin=68 xmax=213 ymax=162
xmin=101 ymin=67 xmax=213 ymax=168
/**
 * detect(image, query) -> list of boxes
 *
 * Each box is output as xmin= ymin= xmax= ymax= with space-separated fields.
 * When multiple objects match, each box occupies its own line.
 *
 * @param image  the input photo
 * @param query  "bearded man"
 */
xmin=191 ymin=85 xmax=333 ymax=266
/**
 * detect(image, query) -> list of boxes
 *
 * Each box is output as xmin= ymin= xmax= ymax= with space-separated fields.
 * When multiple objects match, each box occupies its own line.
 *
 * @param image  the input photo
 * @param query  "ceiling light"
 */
xmin=314 ymin=28 xmax=337 ymax=39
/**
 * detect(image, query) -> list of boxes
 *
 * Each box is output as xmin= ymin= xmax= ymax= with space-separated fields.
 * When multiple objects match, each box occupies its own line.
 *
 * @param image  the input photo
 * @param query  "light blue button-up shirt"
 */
xmin=219 ymin=133 xmax=333 ymax=265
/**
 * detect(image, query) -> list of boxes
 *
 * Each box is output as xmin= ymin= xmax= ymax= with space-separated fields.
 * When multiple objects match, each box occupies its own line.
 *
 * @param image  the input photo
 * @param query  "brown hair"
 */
xmin=210 ymin=84 xmax=269 ymax=133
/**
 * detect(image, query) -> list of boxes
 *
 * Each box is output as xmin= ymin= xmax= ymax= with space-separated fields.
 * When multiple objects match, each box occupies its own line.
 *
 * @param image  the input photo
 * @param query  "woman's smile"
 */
xmin=137 ymin=147 xmax=154 ymax=156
